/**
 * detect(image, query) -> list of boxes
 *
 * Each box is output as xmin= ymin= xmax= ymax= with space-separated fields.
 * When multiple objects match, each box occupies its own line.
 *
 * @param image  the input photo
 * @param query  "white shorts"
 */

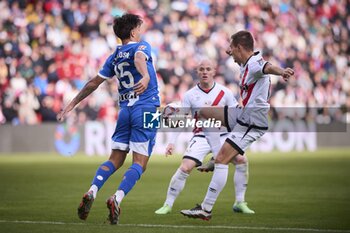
xmin=224 ymin=106 xmax=267 ymax=154
xmin=183 ymin=134 xmax=227 ymax=166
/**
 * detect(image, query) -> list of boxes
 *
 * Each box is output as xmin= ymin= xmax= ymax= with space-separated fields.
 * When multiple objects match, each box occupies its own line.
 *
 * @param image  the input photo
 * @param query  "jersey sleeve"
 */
xmin=98 ymin=51 xmax=116 ymax=79
xmin=135 ymin=41 xmax=152 ymax=61
xmin=225 ymin=88 xmax=238 ymax=107
xmin=250 ymin=56 xmax=268 ymax=79
xmin=181 ymin=92 xmax=191 ymax=115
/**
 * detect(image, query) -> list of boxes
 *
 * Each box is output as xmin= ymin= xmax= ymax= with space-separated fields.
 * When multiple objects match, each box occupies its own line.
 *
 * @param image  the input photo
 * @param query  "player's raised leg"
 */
xmin=199 ymin=106 xmax=225 ymax=157
xmin=197 ymin=106 xmax=225 ymax=172
xmin=199 ymin=106 xmax=226 ymax=124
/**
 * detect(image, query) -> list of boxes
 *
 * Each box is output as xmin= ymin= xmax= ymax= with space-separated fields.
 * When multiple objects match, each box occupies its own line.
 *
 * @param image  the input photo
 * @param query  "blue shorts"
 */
xmin=111 ymin=105 xmax=158 ymax=156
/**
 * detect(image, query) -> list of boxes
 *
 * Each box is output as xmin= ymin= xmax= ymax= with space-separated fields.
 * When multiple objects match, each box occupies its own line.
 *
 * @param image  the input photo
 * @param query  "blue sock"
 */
xmin=91 ymin=161 xmax=116 ymax=190
xmin=118 ymin=163 xmax=143 ymax=195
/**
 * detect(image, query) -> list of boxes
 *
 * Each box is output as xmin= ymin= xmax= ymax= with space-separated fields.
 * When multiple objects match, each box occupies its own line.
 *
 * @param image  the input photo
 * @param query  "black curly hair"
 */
xmin=113 ymin=14 xmax=143 ymax=40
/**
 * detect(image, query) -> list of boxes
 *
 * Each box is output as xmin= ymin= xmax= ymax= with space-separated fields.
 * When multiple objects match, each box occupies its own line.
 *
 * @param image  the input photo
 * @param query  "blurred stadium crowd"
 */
xmin=0 ymin=0 xmax=349 ymax=125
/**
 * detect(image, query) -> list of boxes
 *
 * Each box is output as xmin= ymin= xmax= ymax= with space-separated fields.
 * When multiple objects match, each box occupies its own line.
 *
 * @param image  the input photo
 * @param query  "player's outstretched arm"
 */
xmin=263 ymin=63 xmax=294 ymax=82
xmin=134 ymin=52 xmax=150 ymax=95
xmin=57 ymin=75 xmax=105 ymax=122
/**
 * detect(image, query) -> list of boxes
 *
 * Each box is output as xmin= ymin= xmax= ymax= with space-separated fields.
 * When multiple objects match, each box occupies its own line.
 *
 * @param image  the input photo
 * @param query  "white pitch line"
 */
xmin=0 ymin=220 xmax=84 ymax=225
xmin=122 ymin=224 xmax=350 ymax=233
xmin=0 ymin=220 xmax=349 ymax=233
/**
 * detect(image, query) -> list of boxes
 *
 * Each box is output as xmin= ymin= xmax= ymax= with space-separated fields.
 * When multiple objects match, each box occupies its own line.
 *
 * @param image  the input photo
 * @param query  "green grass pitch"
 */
xmin=0 ymin=149 xmax=350 ymax=233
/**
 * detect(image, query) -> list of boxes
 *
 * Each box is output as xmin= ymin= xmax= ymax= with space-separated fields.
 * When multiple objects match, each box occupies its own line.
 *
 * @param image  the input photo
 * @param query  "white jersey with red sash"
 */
xmin=182 ymin=82 xmax=237 ymax=136
xmin=238 ymin=51 xmax=271 ymax=128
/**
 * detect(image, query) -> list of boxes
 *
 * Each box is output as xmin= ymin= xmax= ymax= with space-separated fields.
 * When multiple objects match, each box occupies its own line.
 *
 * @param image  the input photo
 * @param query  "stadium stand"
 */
xmin=0 ymin=0 xmax=349 ymax=125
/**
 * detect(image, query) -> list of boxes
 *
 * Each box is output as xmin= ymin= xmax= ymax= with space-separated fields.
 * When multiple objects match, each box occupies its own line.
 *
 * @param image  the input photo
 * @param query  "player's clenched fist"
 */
xmin=165 ymin=143 xmax=175 ymax=156
xmin=282 ymin=68 xmax=294 ymax=82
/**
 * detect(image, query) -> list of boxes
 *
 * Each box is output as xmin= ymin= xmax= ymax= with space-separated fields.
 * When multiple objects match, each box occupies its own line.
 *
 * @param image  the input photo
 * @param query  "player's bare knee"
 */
xmin=132 ymin=160 xmax=148 ymax=172
xmin=132 ymin=152 xmax=149 ymax=172
xmin=109 ymin=149 xmax=127 ymax=169
xmin=108 ymin=158 xmax=124 ymax=170
xmin=214 ymin=156 xmax=225 ymax=164
xmin=233 ymin=155 xmax=247 ymax=165
xmin=130 ymin=161 xmax=147 ymax=173
xmin=140 ymin=164 xmax=147 ymax=172
xmin=179 ymin=163 xmax=193 ymax=174
xmin=180 ymin=158 xmax=197 ymax=173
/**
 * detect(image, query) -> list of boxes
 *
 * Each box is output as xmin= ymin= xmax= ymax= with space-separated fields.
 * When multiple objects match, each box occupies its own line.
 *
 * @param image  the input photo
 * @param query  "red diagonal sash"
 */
xmin=211 ymin=90 xmax=225 ymax=106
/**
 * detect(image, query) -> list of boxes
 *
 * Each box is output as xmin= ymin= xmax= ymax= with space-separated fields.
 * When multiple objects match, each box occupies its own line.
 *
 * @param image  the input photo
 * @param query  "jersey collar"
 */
xmin=243 ymin=51 xmax=260 ymax=67
xmin=197 ymin=82 xmax=216 ymax=94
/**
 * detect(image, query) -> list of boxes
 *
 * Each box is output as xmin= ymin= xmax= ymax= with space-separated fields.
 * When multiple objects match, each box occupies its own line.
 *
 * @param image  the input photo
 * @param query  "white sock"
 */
xmin=164 ymin=168 xmax=189 ymax=207
xmin=202 ymin=164 xmax=228 ymax=212
xmin=114 ymin=190 xmax=125 ymax=204
xmin=88 ymin=185 xmax=98 ymax=199
xmin=234 ymin=162 xmax=249 ymax=203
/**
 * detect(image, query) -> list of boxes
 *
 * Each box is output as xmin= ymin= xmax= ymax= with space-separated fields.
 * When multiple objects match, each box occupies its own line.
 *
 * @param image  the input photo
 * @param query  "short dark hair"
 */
xmin=231 ymin=30 xmax=254 ymax=51
xmin=113 ymin=14 xmax=143 ymax=40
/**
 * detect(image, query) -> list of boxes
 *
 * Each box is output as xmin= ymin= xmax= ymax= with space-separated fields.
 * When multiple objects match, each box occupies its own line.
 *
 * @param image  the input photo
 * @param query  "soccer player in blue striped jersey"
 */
xmin=57 ymin=13 xmax=160 ymax=225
